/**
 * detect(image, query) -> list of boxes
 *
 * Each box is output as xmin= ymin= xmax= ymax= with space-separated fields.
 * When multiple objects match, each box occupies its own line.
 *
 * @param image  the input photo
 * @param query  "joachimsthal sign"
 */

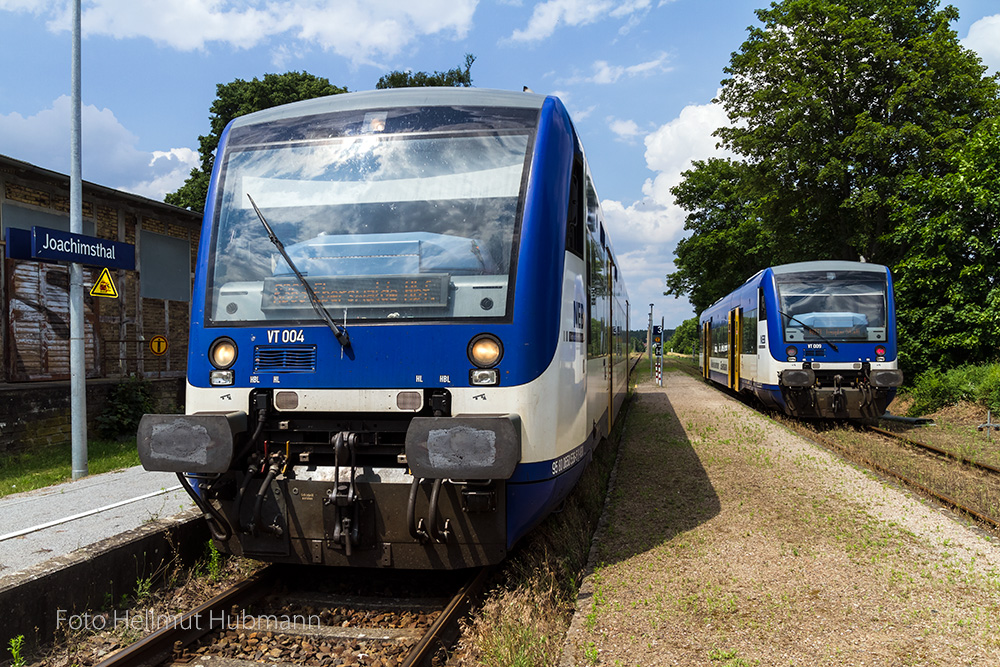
xmin=5 ymin=225 xmax=135 ymax=271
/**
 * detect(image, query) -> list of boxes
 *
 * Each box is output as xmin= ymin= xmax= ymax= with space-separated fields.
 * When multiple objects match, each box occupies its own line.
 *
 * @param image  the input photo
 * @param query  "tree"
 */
xmin=667 ymin=317 xmax=700 ymax=355
xmin=890 ymin=117 xmax=1000 ymax=374
xmin=166 ymin=72 xmax=347 ymax=212
xmin=714 ymin=0 xmax=998 ymax=267
xmin=376 ymin=54 xmax=476 ymax=89
xmin=667 ymin=0 xmax=1000 ymax=372
xmin=666 ymin=158 xmax=772 ymax=312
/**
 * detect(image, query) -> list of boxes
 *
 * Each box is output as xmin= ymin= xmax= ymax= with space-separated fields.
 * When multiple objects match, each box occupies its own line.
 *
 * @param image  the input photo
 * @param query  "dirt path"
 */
xmin=562 ymin=373 xmax=1000 ymax=666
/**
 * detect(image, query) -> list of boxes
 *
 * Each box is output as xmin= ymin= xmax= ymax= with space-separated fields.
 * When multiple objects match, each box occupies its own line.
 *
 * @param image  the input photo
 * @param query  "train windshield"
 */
xmin=775 ymin=269 xmax=888 ymax=343
xmin=206 ymin=105 xmax=537 ymax=325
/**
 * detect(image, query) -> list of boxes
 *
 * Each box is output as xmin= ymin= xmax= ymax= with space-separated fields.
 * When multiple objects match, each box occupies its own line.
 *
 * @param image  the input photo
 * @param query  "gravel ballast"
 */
xmin=562 ymin=373 xmax=1000 ymax=666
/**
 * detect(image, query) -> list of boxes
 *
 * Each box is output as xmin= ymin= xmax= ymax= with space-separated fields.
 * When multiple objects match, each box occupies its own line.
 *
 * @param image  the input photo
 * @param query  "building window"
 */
xmin=140 ymin=230 xmax=190 ymax=302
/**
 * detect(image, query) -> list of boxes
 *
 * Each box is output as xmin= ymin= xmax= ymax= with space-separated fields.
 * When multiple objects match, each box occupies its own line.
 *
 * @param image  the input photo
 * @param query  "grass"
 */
xmin=459 ymin=389 xmax=630 ymax=667
xmin=812 ymin=423 xmax=1000 ymax=527
xmin=0 ymin=437 xmax=141 ymax=498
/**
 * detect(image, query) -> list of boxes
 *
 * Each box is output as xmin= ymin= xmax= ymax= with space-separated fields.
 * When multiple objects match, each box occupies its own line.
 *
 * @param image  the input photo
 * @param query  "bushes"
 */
xmin=96 ymin=376 xmax=155 ymax=439
xmin=904 ymin=364 xmax=1000 ymax=416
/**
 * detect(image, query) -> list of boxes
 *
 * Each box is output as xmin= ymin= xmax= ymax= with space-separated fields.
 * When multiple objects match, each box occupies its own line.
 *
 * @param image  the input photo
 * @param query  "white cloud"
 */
xmin=603 ymin=95 xmax=730 ymax=247
xmin=126 ymin=148 xmax=200 ymax=201
xmin=0 ymin=96 xmax=198 ymax=201
xmin=962 ymin=14 xmax=1000 ymax=73
xmin=608 ymin=117 xmax=641 ymax=141
xmin=600 ymin=96 xmax=731 ymax=325
xmin=509 ymin=0 xmax=651 ymax=41
xmin=14 ymin=0 xmax=478 ymax=66
xmin=589 ymin=54 xmax=671 ymax=84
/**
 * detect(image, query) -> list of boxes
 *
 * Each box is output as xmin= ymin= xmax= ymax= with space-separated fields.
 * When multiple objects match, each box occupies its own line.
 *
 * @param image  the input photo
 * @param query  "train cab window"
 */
xmin=566 ymin=156 xmax=584 ymax=258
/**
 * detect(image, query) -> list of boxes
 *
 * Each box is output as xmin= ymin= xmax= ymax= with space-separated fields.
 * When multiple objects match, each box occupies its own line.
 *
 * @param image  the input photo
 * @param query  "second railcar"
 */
xmin=137 ymin=88 xmax=629 ymax=569
xmin=699 ymin=261 xmax=903 ymax=419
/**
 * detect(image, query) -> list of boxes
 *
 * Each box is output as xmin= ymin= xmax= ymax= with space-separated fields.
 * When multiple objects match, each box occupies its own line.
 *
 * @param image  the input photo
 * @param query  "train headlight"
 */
xmin=785 ymin=345 xmax=798 ymax=360
xmin=468 ymin=334 xmax=502 ymax=368
xmin=209 ymin=337 xmax=237 ymax=369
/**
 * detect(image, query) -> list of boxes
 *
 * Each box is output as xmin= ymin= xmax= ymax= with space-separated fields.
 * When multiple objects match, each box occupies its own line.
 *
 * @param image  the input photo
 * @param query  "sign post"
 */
xmin=653 ymin=324 xmax=663 ymax=387
xmin=70 ymin=0 xmax=85 ymax=479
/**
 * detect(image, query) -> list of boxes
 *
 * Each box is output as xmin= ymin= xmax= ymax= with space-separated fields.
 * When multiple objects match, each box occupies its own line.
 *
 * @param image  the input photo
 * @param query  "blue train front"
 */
xmin=699 ymin=261 xmax=903 ymax=420
xmin=137 ymin=88 xmax=630 ymax=568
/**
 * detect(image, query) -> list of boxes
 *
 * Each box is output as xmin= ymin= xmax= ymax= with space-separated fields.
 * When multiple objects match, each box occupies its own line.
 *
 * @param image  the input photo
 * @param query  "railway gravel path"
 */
xmin=562 ymin=372 xmax=1000 ymax=666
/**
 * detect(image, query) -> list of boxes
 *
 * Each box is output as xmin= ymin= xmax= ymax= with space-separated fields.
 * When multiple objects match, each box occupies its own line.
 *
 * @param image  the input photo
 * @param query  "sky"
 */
xmin=1 ymin=0 xmax=998 ymax=330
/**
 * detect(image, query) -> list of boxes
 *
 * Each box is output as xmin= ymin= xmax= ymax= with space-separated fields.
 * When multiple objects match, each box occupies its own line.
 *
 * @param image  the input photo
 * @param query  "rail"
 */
xmin=94 ymin=565 xmax=489 ymax=667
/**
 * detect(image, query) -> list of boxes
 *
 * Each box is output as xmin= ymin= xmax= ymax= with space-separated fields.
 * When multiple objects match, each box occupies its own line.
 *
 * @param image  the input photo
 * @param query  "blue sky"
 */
xmin=1 ymin=0 xmax=998 ymax=329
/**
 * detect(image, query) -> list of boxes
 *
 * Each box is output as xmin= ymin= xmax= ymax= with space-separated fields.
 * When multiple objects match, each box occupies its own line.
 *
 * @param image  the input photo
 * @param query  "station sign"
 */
xmin=5 ymin=226 xmax=135 ymax=271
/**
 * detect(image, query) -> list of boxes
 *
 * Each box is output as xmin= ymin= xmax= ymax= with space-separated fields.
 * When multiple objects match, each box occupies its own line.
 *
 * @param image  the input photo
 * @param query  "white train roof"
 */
xmin=231 ymin=88 xmax=549 ymax=128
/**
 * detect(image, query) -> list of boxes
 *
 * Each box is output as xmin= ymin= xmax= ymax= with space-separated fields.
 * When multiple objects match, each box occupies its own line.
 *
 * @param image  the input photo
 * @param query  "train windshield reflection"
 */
xmin=207 ymin=110 xmax=534 ymax=324
xmin=775 ymin=270 xmax=888 ymax=342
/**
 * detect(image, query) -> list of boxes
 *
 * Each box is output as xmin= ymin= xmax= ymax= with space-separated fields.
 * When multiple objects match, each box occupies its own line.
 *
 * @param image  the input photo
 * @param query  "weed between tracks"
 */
xmin=20 ymin=540 xmax=260 ymax=667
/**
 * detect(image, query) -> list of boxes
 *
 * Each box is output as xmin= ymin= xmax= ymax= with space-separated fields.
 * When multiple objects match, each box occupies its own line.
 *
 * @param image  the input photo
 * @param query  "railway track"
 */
xmin=799 ymin=425 xmax=1000 ymax=531
xmin=95 ymin=564 xmax=490 ymax=667
xmin=864 ymin=424 xmax=1000 ymax=476
xmin=658 ymin=359 xmax=1000 ymax=532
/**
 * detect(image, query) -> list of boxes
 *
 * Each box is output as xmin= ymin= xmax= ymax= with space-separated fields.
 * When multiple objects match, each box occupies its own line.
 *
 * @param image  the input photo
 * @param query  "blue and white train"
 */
xmin=699 ymin=261 xmax=903 ymax=420
xmin=138 ymin=88 xmax=630 ymax=569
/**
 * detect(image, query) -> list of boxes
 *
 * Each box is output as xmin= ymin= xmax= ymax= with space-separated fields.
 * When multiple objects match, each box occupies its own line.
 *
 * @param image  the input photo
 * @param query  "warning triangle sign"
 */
xmin=90 ymin=267 xmax=119 ymax=298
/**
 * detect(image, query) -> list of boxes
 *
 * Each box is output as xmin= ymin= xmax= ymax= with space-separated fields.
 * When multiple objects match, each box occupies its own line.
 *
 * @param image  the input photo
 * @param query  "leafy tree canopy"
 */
xmin=166 ymin=72 xmax=347 ymax=211
xmin=666 ymin=158 xmax=772 ymax=313
xmin=667 ymin=317 xmax=700 ymax=355
xmin=376 ymin=54 xmax=476 ymax=89
xmin=715 ymin=0 xmax=998 ymax=267
xmin=666 ymin=0 xmax=1000 ymax=371
xmin=890 ymin=117 xmax=1000 ymax=375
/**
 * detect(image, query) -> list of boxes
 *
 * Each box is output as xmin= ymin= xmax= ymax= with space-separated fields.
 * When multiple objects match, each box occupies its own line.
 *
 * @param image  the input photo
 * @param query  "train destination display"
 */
xmin=261 ymin=274 xmax=450 ymax=310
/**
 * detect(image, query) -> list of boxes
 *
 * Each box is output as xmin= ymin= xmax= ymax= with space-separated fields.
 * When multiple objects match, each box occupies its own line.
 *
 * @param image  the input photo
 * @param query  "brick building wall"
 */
xmin=0 ymin=154 xmax=202 ymax=454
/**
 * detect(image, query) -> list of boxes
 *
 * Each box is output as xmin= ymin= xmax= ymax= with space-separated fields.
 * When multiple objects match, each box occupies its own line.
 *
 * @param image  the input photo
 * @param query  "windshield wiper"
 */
xmin=778 ymin=310 xmax=839 ymax=352
xmin=247 ymin=193 xmax=351 ymax=349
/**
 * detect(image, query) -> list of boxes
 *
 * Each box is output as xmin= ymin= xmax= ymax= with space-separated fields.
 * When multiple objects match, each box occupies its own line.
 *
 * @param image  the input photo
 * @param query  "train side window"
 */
xmin=566 ymin=156 xmax=584 ymax=258
xmin=758 ymin=287 xmax=767 ymax=321
xmin=585 ymin=174 xmax=599 ymax=233
xmin=742 ymin=308 xmax=757 ymax=352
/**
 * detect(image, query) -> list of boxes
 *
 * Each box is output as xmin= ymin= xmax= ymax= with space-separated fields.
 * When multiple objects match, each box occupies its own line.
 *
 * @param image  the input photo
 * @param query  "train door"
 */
xmin=606 ymin=256 xmax=615 ymax=429
xmin=728 ymin=308 xmax=741 ymax=390
xmin=702 ymin=320 xmax=711 ymax=378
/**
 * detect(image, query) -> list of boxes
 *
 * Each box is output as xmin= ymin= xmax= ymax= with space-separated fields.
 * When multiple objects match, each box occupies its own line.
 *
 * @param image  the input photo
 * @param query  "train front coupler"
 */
xmin=326 ymin=431 xmax=361 ymax=555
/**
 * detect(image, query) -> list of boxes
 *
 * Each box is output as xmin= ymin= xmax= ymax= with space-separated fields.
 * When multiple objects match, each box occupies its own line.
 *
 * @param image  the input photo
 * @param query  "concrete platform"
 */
xmin=0 ymin=465 xmax=193 ymax=579
xmin=0 ymin=466 xmax=210 ymax=650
